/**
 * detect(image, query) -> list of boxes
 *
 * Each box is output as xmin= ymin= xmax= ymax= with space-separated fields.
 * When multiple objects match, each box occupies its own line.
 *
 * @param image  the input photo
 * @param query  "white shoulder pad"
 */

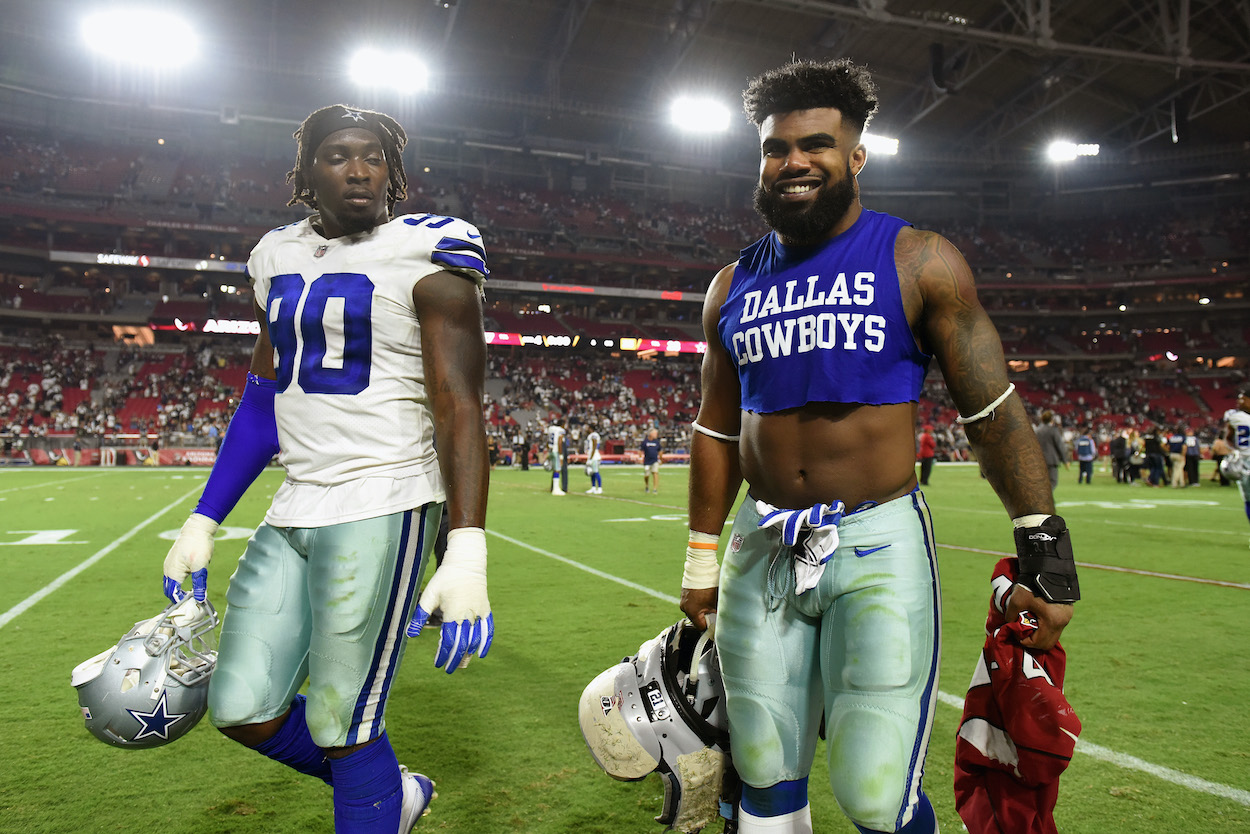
xmin=397 ymin=213 xmax=489 ymax=283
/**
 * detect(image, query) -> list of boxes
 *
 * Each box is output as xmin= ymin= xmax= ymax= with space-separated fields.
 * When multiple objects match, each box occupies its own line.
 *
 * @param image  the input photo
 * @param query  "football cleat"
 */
xmin=71 ymin=596 xmax=218 ymax=749
xmin=579 ymin=619 xmax=735 ymax=833
xmin=398 ymin=766 xmax=436 ymax=833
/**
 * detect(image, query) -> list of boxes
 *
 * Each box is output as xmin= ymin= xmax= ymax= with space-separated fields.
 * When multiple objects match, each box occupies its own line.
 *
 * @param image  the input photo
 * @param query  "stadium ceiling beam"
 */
xmin=963 ymin=59 xmax=1121 ymax=156
xmin=952 ymin=2 xmax=1249 ymax=153
xmin=647 ymin=0 xmax=720 ymax=99
xmin=1111 ymin=73 xmax=1250 ymax=148
xmin=438 ymin=0 xmax=463 ymax=49
xmin=891 ymin=4 xmax=1020 ymax=133
xmin=735 ymin=0 xmax=1250 ymax=74
xmin=531 ymin=0 xmax=598 ymax=101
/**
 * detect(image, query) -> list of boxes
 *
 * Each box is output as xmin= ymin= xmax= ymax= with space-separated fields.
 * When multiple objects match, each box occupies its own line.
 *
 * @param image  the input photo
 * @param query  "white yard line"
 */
xmin=938 ymin=543 xmax=1250 ymax=590
xmin=491 ymin=527 xmax=1250 ymax=807
xmin=592 ymin=494 xmax=1250 ymax=589
xmin=0 ymin=472 xmax=111 ymax=495
xmin=0 ymin=485 xmax=202 ymax=629
xmin=935 ymin=692 xmax=1250 ymax=806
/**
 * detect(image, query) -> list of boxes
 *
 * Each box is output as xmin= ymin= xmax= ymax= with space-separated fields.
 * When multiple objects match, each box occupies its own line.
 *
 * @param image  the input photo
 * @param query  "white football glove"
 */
xmin=408 ymin=527 xmax=493 ymax=674
xmin=756 ymin=500 xmax=846 ymax=594
xmin=162 ymin=512 xmax=218 ymax=604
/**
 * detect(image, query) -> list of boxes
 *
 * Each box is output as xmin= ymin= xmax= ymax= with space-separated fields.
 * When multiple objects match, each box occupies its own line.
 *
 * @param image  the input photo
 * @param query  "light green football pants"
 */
xmin=208 ymin=505 xmax=439 ymax=748
xmin=716 ymin=489 xmax=941 ymax=832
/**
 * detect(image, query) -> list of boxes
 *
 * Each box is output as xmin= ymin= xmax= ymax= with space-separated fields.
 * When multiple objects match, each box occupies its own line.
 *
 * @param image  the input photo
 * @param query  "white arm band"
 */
xmin=682 ymin=530 xmax=721 ymax=589
xmin=692 ymin=420 xmax=740 ymax=442
xmin=956 ymin=383 xmax=1016 ymax=425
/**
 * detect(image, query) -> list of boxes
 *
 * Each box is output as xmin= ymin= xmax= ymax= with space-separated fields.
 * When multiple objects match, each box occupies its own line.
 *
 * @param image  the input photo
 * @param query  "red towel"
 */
xmin=954 ymin=558 xmax=1082 ymax=834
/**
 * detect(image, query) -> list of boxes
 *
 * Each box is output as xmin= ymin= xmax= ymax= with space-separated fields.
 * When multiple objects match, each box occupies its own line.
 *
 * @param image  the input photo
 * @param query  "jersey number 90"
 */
xmin=267 ymin=272 xmax=374 ymax=395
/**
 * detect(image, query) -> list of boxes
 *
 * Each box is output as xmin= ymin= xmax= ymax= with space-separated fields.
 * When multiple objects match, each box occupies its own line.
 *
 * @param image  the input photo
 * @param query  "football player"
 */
xmin=584 ymin=427 xmax=603 ymax=493
xmin=1223 ymin=387 xmax=1250 ymax=541
xmin=161 ymin=104 xmax=493 ymax=833
xmin=546 ymin=420 xmax=567 ymax=495
xmin=680 ymin=60 xmax=1078 ymax=834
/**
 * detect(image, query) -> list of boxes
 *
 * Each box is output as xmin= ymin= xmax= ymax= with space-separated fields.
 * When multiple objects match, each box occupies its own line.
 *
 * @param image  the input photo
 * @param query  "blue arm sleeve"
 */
xmin=194 ymin=373 xmax=280 ymax=523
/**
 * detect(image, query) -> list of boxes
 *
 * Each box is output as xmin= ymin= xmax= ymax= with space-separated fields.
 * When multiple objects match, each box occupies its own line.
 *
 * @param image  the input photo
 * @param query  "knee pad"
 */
xmin=726 ymin=694 xmax=797 ymax=788
xmin=826 ymin=707 xmax=911 ymax=831
xmin=305 ymin=678 xmax=356 ymax=749
xmin=208 ymin=644 xmax=274 ymax=728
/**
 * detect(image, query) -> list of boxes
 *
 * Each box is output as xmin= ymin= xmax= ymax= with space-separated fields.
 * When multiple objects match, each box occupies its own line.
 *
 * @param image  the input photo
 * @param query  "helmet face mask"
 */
xmin=71 ymin=596 xmax=218 ymax=749
xmin=579 ymin=619 xmax=735 ymax=833
xmin=1221 ymin=451 xmax=1250 ymax=480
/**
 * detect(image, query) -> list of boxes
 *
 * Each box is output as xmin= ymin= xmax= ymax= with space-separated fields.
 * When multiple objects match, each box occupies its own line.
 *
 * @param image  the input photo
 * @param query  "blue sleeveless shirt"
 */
xmin=718 ymin=209 xmax=931 ymax=413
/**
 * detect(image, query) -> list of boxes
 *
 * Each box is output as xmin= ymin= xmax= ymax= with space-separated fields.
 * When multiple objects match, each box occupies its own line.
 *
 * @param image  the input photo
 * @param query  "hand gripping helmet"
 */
xmin=71 ymin=596 xmax=218 ymax=749
xmin=1220 ymin=451 xmax=1250 ymax=480
xmin=578 ymin=619 xmax=736 ymax=833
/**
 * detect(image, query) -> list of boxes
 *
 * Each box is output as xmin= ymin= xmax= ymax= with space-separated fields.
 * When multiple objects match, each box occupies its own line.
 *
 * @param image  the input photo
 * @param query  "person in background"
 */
xmin=917 ymin=423 xmax=936 ymax=486
xmin=1211 ymin=433 xmax=1231 ymax=485
xmin=1074 ymin=426 xmax=1096 ymax=485
xmin=584 ymin=426 xmax=603 ymax=494
xmin=1035 ymin=410 xmax=1068 ymax=490
xmin=1222 ymin=388 xmax=1250 ymax=540
xmin=1183 ymin=425 xmax=1201 ymax=487
xmin=547 ymin=420 xmax=567 ymax=495
xmin=1166 ymin=425 xmax=1186 ymax=488
xmin=1108 ymin=430 xmax=1128 ymax=483
xmin=641 ymin=427 xmax=662 ymax=493
xmin=1142 ymin=426 xmax=1166 ymax=487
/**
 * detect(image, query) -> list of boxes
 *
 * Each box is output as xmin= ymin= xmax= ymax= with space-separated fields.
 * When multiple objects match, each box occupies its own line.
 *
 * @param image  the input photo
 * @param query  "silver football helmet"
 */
xmin=71 ymin=596 xmax=218 ymax=749
xmin=579 ymin=618 xmax=735 ymax=833
xmin=1220 ymin=451 xmax=1250 ymax=480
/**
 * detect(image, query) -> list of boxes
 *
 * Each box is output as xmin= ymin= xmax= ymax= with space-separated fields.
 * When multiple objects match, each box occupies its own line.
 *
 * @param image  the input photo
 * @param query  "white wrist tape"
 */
xmin=691 ymin=421 xmax=740 ymax=442
xmin=682 ymin=530 xmax=721 ymax=589
xmin=444 ymin=526 xmax=487 ymax=564
xmin=956 ymin=383 xmax=1016 ymax=425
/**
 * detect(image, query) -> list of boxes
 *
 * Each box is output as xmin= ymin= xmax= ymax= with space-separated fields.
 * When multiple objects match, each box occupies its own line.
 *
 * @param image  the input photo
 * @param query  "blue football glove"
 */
xmin=408 ymin=527 xmax=493 ymax=674
xmin=163 ymin=513 xmax=218 ymax=604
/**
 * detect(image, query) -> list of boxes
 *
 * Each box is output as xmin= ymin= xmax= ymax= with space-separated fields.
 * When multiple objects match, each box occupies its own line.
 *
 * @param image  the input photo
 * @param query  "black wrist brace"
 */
xmin=1013 ymin=515 xmax=1080 ymax=603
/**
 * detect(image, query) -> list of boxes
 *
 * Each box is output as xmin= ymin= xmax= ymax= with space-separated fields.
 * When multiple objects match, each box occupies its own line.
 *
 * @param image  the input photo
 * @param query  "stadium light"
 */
xmin=349 ymin=48 xmax=429 ymax=94
xmin=669 ymin=96 xmax=732 ymax=133
xmin=862 ymin=132 xmax=899 ymax=155
xmin=1046 ymin=141 xmax=1099 ymax=162
xmin=81 ymin=8 xmax=199 ymax=68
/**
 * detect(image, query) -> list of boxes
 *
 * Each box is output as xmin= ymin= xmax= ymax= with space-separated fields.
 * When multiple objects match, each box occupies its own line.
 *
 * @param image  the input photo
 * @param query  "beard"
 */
xmin=753 ymin=163 xmax=857 ymax=245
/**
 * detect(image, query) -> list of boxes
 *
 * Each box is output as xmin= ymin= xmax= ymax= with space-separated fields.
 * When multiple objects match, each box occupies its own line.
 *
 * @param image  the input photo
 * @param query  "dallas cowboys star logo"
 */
xmin=126 ymin=690 xmax=189 ymax=742
xmin=341 ymin=107 xmax=366 ymax=122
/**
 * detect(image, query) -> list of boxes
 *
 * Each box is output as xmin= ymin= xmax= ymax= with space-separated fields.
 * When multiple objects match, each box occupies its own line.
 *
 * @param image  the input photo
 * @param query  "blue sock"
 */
xmin=741 ymin=777 xmax=808 ymax=817
xmin=253 ymin=695 xmax=332 ymax=785
xmin=853 ymin=792 xmax=936 ymax=834
xmin=1243 ymin=502 xmax=1250 ymax=524
xmin=329 ymin=732 xmax=403 ymax=833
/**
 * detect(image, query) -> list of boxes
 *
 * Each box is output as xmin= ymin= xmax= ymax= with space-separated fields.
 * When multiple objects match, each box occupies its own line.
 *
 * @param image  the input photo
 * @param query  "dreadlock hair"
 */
xmin=286 ymin=104 xmax=409 ymax=217
xmin=742 ymin=59 xmax=879 ymax=134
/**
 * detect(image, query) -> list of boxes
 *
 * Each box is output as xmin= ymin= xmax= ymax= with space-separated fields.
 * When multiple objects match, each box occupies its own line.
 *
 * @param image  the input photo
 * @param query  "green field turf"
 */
xmin=1 ymin=462 xmax=1247 ymax=833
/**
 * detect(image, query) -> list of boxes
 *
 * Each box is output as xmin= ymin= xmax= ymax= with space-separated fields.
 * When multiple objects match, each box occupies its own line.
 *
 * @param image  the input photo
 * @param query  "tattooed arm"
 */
xmin=900 ymin=227 xmax=1073 ymax=648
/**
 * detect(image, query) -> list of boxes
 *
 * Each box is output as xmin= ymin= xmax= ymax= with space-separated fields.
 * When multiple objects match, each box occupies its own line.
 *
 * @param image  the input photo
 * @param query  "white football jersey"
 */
xmin=1225 ymin=408 xmax=1250 ymax=452
xmin=248 ymin=213 xmax=488 ymax=526
xmin=586 ymin=430 xmax=601 ymax=460
xmin=547 ymin=425 xmax=566 ymax=450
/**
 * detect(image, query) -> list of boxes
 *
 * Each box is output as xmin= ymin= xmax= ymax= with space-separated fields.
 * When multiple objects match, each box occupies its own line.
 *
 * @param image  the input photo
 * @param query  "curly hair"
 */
xmin=286 ymin=104 xmax=409 ymax=217
xmin=742 ymin=59 xmax=879 ymax=133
